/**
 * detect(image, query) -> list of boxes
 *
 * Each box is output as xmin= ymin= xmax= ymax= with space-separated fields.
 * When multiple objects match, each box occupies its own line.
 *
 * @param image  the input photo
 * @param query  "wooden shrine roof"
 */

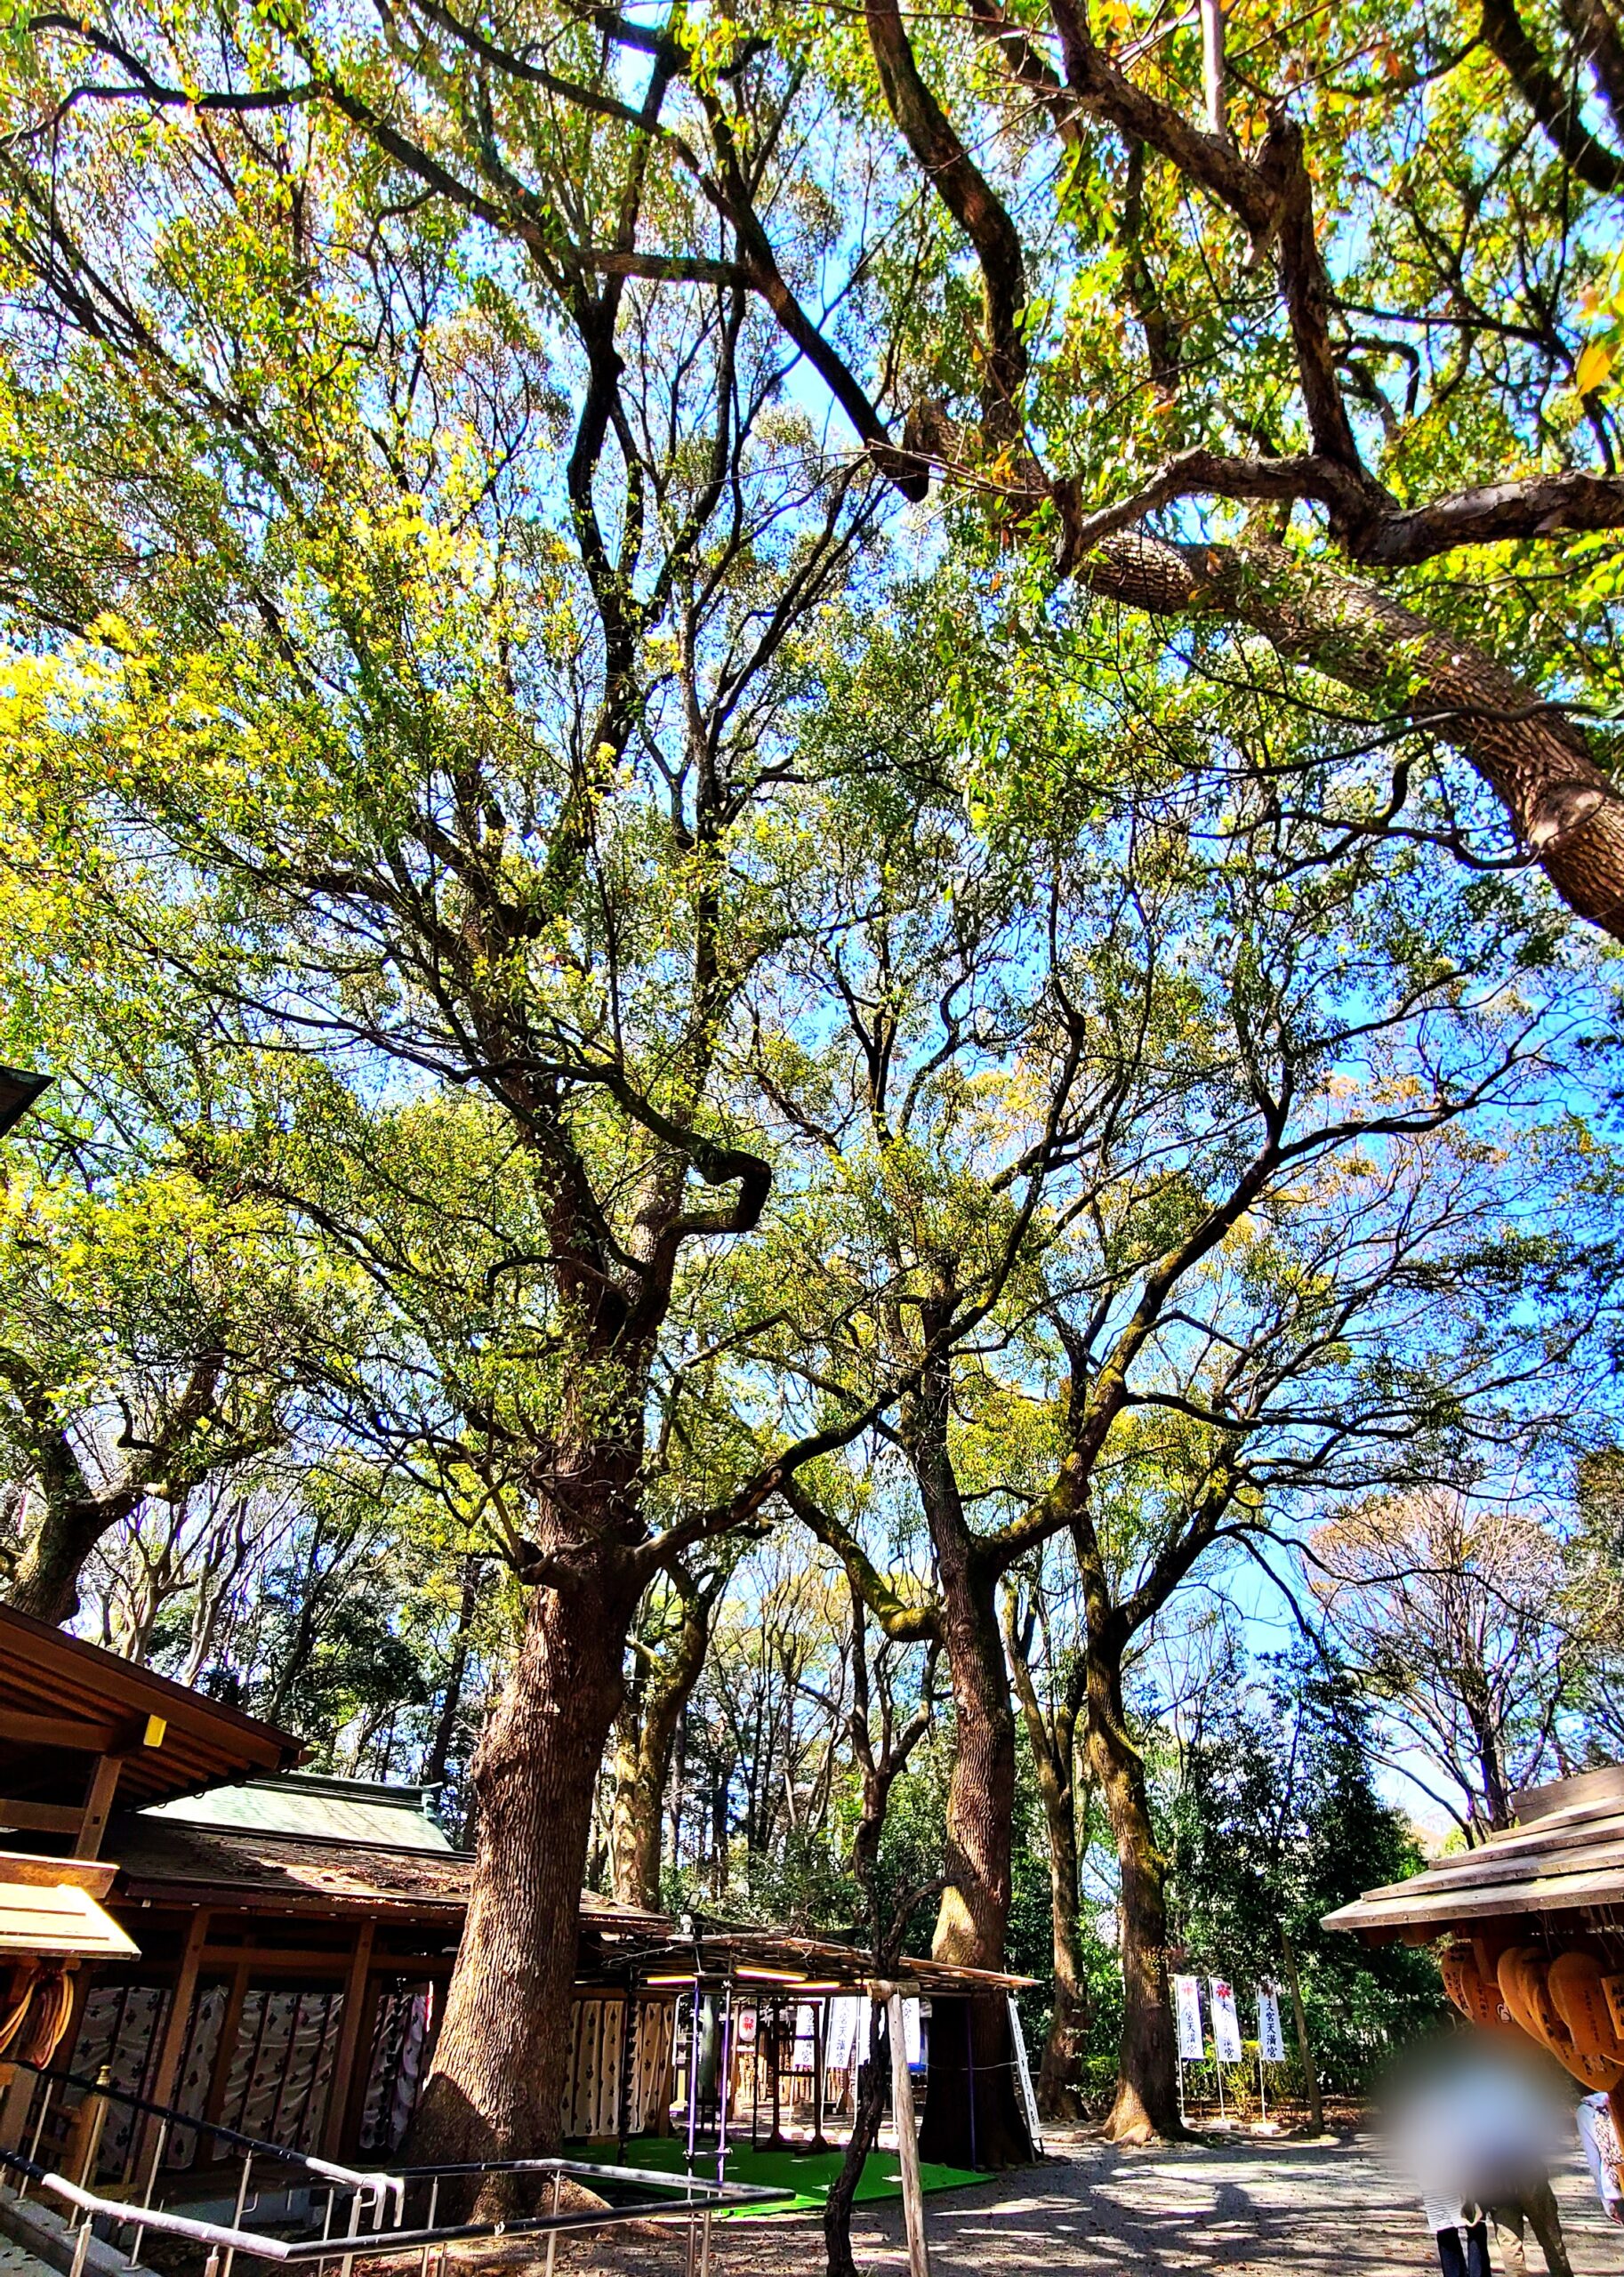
xmin=0 ymin=1605 xmax=303 ymax=1809
xmin=616 ymin=1921 xmax=1038 ymax=1997
xmin=1323 ymin=1761 xmax=1624 ymax=1940
xmin=105 ymin=1813 xmax=673 ymax=1935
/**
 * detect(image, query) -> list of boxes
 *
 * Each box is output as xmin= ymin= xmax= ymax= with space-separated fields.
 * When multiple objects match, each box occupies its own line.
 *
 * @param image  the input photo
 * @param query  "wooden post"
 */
xmin=320 ymin=1925 xmax=375 ymax=2158
xmin=884 ymin=1991 xmax=929 ymax=2277
xmin=337 ymin=1971 xmax=384 ymax=2160
xmin=134 ymin=1909 xmax=211 ymax=2180
xmin=204 ymin=1965 xmax=253 ymax=2138
xmin=1279 ymin=1928 xmax=1322 ymax=2135
xmin=73 ymin=1756 xmax=124 ymax=1861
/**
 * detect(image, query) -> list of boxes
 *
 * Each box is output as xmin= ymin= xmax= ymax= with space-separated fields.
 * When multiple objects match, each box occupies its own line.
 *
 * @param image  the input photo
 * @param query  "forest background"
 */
xmin=1 ymin=0 xmax=1623 ymax=2164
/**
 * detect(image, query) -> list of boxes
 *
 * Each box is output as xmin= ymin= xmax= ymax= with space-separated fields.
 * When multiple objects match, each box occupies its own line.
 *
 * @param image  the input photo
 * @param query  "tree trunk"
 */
xmin=906 ymin=1353 xmax=1029 ymax=2168
xmin=7 ymin=1496 xmax=124 ymax=1624
xmin=610 ymin=1570 xmax=712 ymax=1912
xmin=824 ymin=2008 xmax=888 ymax=2277
xmin=409 ymin=1543 xmax=643 ymax=2189
xmin=1004 ymin=1596 xmax=1091 ymax=2120
xmin=422 ymin=1556 xmax=485 ymax=1795
xmin=1087 ymin=1640 xmax=1182 ymax=2144
xmin=1036 ymin=1816 xmax=1091 ymax=2121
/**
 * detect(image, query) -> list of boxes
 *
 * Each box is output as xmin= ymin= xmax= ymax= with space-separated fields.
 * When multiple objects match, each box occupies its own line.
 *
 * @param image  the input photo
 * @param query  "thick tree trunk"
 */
xmin=409 ymin=1543 xmax=643 ymax=2188
xmin=7 ymin=1497 xmax=124 ymax=1624
xmin=929 ymin=1557 xmax=1015 ymax=1974
xmin=1086 ymin=1642 xmax=1182 ymax=2144
xmin=906 ymin=1355 xmax=1030 ymax=2168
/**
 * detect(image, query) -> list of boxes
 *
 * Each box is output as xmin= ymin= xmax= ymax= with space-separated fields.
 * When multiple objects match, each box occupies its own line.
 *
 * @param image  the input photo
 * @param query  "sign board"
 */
xmin=1256 ymin=1980 xmax=1286 ymax=2063
xmin=1209 ymin=1977 xmax=1243 ymax=2064
xmin=1173 ymin=1974 xmax=1205 ymax=2060
xmin=898 ymin=1994 xmax=922 ymax=2067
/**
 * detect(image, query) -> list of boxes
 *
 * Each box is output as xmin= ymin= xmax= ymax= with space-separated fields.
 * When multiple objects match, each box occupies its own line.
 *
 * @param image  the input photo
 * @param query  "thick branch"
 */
xmin=1482 ymin=0 xmax=1624 ymax=189
xmin=863 ymin=0 xmax=1027 ymax=433
xmin=1069 ymin=528 xmax=1624 ymax=938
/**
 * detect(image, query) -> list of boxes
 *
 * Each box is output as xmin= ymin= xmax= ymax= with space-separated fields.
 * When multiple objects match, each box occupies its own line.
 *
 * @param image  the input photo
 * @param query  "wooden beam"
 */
xmin=320 ymin=1923 xmax=376 ymax=2158
xmin=0 ymin=1711 xmax=120 ymax=1753
xmin=336 ymin=1970 xmax=383 ymax=2160
xmin=0 ymin=1800 xmax=81 ymax=1835
xmin=73 ymin=1755 xmax=124 ymax=1860
xmin=0 ymin=1710 xmax=164 ymax=1758
xmin=199 ymin=1945 xmax=454 ymax=1974
xmin=202 ymin=1963 xmax=251 ymax=2137
xmin=133 ymin=1907 xmax=211 ymax=2182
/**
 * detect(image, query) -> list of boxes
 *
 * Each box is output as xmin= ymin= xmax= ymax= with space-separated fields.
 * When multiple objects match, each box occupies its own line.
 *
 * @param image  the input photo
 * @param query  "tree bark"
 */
xmin=1086 ymin=1640 xmax=1182 ymax=2144
xmin=422 ymin=1555 xmax=485 ymax=1797
xmin=7 ymin=1495 xmax=132 ymax=1624
xmin=609 ymin=1566 xmax=712 ymax=1912
xmin=1073 ymin=530 xmax=1624 ymax=941
xmin=409 ymin=1537 xmax=643 ymax=2193
xmin=1004 ymin=1595 xmax=1091 ymax=2120
xmin=904 ymin=1342 xmax=1030 ymax=2169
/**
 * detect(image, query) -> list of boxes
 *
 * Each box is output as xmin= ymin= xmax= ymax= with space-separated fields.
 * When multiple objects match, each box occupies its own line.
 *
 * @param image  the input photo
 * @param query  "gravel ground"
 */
xmin=547 ymin=2127 xmax=1624 ymax=2277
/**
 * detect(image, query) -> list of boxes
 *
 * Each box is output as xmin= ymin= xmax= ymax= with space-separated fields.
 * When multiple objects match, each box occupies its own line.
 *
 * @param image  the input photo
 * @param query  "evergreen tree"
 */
xmin=1169 ymin=1653 xmax=1446 ymax=2090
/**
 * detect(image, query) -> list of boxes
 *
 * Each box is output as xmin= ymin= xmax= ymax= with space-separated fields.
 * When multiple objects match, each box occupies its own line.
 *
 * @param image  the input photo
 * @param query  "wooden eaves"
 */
xmin=1323 ymin=1762 xmax=1624 ymax=1943
xmin=0 ymin=1605 xmax=304 ymax=1859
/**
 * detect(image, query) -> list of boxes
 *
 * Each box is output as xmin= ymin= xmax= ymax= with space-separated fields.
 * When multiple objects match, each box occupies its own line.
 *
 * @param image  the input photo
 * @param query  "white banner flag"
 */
xmin=1256 ymin=1980 xmax=1286 ymax=2063
xmin=899 ymin=1994 xmax=922 ymax=2066
xmin=824 ymin=1996 xmax=864 ymax=2069
xmin=1172 ymin=1974 xmax=1205 ymax=2061
xmin=1209 ymin=1976 xmax=1243 ymax=2063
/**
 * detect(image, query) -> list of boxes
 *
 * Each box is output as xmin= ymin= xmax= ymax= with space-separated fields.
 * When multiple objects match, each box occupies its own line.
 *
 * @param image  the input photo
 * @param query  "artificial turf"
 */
xmin=578 ymin=2131 xmax=985 ymax=2216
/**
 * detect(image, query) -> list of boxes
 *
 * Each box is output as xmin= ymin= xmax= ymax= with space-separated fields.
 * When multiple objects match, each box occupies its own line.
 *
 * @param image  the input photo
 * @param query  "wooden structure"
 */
xmin=0 ymin=1611 xmax=301 ymax=2109
xmin=0 ymin=1605 xmax=302 ymax=1857
xmin=17 ymin=1774 xmax=672 ymax=2179
xmin=1324 ymin=1762 xmax=1624 ymax=2101
xmin=0 ymin=1619 xmax=1033 ymax=2183
xmin=623 ymin=1921 xmax=1036 ymax=2170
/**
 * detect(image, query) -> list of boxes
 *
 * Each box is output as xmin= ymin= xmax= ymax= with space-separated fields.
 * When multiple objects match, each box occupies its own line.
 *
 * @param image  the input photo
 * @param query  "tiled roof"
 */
xmin=142 ymin=1772 xmax=456 ymax=1853
xmin=107 ymin=1814 xmax=671 ymax=1933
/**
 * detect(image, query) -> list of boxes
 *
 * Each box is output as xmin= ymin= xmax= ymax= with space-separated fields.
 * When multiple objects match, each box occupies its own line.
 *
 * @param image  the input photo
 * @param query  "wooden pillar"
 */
xmin=203 ymin=1964 xmax=253 ymax=2137
xmin=885 ymin=1991 xmax=929 ymax=2277
xmin=337 ymin=1969 xmax=383 ymax=2160
xmin=134 ymin=1909 xmax=210 ymax=2180
xmin=320 ymin=1925 xmax=375 ymax=2159
xmin=74 ymin=1756 xmax=124 ymax=1861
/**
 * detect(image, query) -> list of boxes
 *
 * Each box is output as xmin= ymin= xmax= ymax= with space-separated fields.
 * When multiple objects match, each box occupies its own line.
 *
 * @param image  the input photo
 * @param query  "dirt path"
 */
xmin=564 ymin=2128 xmax=1623 ymax=2277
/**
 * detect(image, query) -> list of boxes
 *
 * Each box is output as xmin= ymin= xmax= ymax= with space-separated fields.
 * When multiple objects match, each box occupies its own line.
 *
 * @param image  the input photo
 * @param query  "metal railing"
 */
xmin=4 ymin=2057 xmax=401 ymax=2246
xmin=0 ymin=2064 xmax=788 ymax=2277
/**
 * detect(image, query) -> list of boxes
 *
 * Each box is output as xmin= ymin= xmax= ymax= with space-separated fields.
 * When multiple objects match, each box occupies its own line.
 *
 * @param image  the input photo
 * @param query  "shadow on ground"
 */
xmin=564 ymin=2128 xmax=1624 ymax=2277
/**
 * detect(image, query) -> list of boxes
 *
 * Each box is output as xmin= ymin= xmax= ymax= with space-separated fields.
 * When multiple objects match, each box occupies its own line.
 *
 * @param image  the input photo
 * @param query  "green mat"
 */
xmin=578 ymin=2133 xmax=985 ymax=2216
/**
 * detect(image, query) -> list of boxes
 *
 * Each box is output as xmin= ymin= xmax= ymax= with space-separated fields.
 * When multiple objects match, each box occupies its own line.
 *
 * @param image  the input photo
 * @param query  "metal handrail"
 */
xmin=3 ymin=2057 xmax=398 ymax=2207
xmin=2 ymin=2143 xmax=788 ymax=2277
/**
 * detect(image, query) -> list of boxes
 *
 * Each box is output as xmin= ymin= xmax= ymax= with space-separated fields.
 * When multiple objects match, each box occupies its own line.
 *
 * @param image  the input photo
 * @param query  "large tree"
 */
xmin=28 ymin=0 xmax=1624 ymax=934
xmin=0 ymin=57 xmax=907 ymax=2175
xmin=1307 ymin=1487 xmax=1584 ymax=1834
xmin=767 ymin=597 xmax=1618 ymax=2139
